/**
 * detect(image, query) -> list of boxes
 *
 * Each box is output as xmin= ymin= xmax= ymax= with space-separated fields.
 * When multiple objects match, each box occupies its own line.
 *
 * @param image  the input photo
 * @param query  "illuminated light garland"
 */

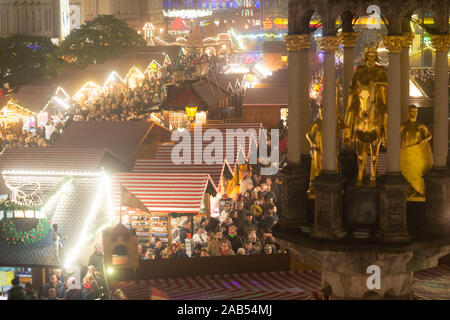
xmin=163 ymin=9 xmax=213 ymax=19
xmin=104 ymin=71 xmax=125 ymax=87
xmin=73 ymin=81 xmax=101 ymax=102
xmin=2 ymin=170 xmax=102 ymax=177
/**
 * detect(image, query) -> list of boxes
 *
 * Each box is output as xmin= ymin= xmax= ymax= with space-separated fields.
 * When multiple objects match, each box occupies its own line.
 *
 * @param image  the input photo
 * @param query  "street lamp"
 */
xmin=185 ymin=106 xmax=198 ymax=124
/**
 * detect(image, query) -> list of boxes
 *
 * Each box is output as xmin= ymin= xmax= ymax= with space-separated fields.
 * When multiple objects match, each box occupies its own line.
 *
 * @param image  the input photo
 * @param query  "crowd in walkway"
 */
xmin=141 ymin=164 xmax=284 ymax=260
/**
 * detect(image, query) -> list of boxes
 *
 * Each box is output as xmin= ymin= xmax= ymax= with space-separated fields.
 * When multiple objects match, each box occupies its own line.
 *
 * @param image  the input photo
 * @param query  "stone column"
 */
xmin=285 ymin=34 xmax=313 ymax=164
xmin=279 ymin=34 xmax=313 ymax=231
xmin=400 ymin=33 xmax=413 ymax=122
xmin=339 ymin=32 xmax=358 ymax=111
xmin=430 ymin=34 xmax=449 ymax=168
xmin=318 ymin=36 xmax=340 ymax=173
xmin=376 ymin=36 xmax=410 ymax=243
xmin=311 ymin=36 xmax=346 ymax=240
xmin=424 ymin=34 xmax=450 ymax=236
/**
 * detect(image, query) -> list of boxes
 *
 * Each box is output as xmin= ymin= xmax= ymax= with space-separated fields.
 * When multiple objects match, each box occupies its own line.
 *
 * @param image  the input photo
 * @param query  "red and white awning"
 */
xmin=112 ymin=173 xmax=217 ymax=214
xmin=110 ymin=269 xmax=321 ymax=300
xmin=133 ymin=159 xmax=233 ymax=187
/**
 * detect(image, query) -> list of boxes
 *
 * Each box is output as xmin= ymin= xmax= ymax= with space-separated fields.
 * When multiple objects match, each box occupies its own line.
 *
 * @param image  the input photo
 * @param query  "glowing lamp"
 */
xmin=185 ymin=106 xmax=198 ymax=122
xmin=281 ymin=55 xmax=288 ymax=62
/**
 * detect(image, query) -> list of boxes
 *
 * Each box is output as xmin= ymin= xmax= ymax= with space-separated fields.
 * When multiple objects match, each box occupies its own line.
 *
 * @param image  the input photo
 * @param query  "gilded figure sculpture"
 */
xmin=400 ymin=105 xmax=433 ymax=199
xmin=306 ymin=105 xmax=323 ymax=195
xmin=343 ymin=43 xmax=388 ymax=187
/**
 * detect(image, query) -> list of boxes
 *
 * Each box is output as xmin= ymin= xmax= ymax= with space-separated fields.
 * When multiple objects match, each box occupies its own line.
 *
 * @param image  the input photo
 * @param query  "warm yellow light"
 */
xmin=185 ymin=106 xmax=198 ymax=122
xmin=281 ymin=55 xmax=288 ymax=62
xmin=107 ymin=267 xmax=114 ymax=275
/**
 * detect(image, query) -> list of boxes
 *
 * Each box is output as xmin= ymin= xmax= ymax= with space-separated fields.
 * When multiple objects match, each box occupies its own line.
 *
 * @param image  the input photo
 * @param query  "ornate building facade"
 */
xmin=0 ymin=0 xmax=69 ymax=40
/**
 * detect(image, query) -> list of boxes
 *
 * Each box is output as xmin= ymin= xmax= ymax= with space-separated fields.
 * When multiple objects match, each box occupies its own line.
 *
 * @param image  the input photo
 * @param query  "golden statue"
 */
xmin=400 ymin=105 xmax=433 ymax=199
xmin=343 ymin=43 xmax=388 ymax=187
xmin=306 ymin=105 xmax=323 ymax=195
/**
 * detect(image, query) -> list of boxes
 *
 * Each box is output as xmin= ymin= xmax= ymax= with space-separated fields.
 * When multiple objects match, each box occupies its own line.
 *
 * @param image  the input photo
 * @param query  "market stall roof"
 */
xmin=242 ymin=87 xmax=288 ymax=108
xmin=169 ymin=17 xmax=188 ymax=32
xmin=163 ymin=79 xmax=230 ymax=111
xmin=0 ymin=101 xmax=36 ymax=119
xmin=133 ymin=159 xmax=234 ymax=186
xmin=14 ymin=84 xmax=59 ymax=114
xmin=0 ymin=174 xmax=109 ymax=268
xmin=52 ymin=121 xmax=172 ymax=165
xmin=110 ymin=269 xmax=321 ymax=300
xmin=0 ymin=148 xmax=128 ymax=173
xmin=260 ymin=68 xmax=288 ymax=84
xmin=112 ymin=173 xmax=217 ymax=214
xmin=153 ymin=122 xmax=263 ymax=171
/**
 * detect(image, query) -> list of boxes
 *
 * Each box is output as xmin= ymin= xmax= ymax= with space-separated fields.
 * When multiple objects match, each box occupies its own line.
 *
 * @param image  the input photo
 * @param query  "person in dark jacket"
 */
xmin=43 ymin=273 xmax=66 ymax=299
xmin=88 ymin=243 xmax=104 ymax=273
xmin=7 ymin=276 xmax=26 ymax=300
xmin=238 ymin=212 xmax=258 ymax=239
xmin=223 ymin=224 xmax=244 ymax=253
xmin=24 ymin=282 xmax=38 ymax=300
xmin=178 ymin=220 xmax=191 ymax=245
xmin=153 ymin=238 xmax=166 ymax=260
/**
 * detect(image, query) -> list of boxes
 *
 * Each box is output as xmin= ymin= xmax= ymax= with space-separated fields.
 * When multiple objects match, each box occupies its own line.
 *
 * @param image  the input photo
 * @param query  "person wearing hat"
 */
xmin=7 ymin=276 xmax=26 ymax=300
xmin=238 ymin=211 xmax=258 ymax=239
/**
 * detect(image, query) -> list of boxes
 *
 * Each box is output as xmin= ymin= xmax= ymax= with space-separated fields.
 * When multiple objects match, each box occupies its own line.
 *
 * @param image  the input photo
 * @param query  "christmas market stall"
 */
xmin=132 ymin=158 xmax=234 ymax=213
xmin=0 ymin=148 xmax=127 ymax=296
xmin=151 ymin=122 xmax=263 ymax=199
xmin=0 ymin=101 xmax=37 ymax=134
xmin=111 ymin=173 xmax=218 ymax=250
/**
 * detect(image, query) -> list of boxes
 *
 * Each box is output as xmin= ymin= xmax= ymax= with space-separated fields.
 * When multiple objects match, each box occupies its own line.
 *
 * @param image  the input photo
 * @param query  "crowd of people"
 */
xmin=6 ymin=265 xmax=107 ymax=300
xmin=140 ymin=164 xmax=284 ymax=260
xmin=0 ymin=50 xmax=229 ymax=153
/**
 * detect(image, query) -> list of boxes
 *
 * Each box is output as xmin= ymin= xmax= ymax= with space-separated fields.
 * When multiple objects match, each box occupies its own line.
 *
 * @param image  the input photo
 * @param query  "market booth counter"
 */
xmin=112 ymin=173 xmax=218 ymax=248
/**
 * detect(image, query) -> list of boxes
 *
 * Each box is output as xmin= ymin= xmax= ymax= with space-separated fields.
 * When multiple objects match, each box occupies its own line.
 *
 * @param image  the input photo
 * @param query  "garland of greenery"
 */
xmin=0 ymin=217 xmax=51 ymax=246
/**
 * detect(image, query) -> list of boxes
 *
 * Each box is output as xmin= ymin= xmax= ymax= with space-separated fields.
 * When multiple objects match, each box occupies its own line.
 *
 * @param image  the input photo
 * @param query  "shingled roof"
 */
xmin=0 ymin=175 xmax=109 ymax=268
xmin=52 ymin=121 xmax=170 ymax=165
xmin=0 ymin=148 xmax=128 ymax=172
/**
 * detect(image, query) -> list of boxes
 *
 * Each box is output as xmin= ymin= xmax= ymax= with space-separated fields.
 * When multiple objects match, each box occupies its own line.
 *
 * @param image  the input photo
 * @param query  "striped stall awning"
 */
xmin=133 ymin=159 xmax=233 ymax=187
xmin=365 ymin=152 xmax=388 ymax=175
xmin=112 ymin=173 xmax=217 ymax=214
xmin=413 ymin=265 xmax=450 ymax=300
xmin=110 ymin=269 xmax=322 ymax=300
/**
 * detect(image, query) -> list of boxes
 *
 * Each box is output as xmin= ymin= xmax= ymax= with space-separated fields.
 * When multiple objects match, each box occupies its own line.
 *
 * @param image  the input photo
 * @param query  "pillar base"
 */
xmin=339 ymin=148 xmax=358 ymax=185
xmin=279 ymin=162 xmax=310 ymax=230
xmin=316 ymin=250 xmax=413 ymax=300
xmin=424 ymin=167 xmax=450 ymax=236
xmin=311 ymin=172 xmax=347 ymax=240
xmin=376 ymin=173 xmax=410 ymax=243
